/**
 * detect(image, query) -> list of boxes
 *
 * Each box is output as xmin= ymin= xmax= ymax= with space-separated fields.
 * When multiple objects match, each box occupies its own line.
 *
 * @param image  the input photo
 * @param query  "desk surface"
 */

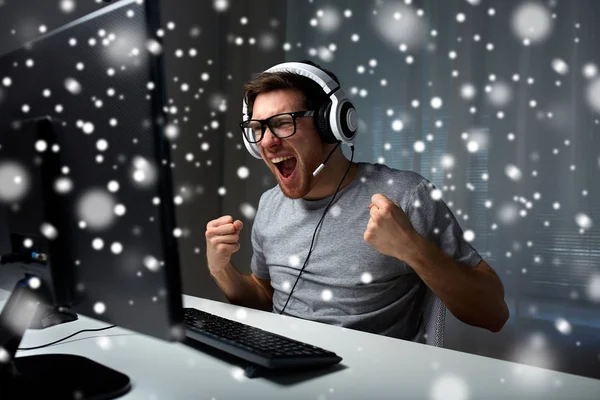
xmin=2 ymin=289 xmax=599 ymax=400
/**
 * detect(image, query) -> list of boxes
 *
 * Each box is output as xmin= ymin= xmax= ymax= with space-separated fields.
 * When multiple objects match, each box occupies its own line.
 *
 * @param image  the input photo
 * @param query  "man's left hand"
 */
xmin=363 ymin=193 xmax=420 ymax=260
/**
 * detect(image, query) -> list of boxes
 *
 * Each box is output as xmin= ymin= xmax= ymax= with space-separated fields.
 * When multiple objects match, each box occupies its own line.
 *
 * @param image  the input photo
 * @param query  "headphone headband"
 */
xmin=265 ymin=62 xmax=340 ymax=96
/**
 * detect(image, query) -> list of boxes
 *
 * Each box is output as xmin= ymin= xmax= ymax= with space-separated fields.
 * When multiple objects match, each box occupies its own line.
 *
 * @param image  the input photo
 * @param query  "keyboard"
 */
xmin=183 ymin=307 xmax=342 ymax=373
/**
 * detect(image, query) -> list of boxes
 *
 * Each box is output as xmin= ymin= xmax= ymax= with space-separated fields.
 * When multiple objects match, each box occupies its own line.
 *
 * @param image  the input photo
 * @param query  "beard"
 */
xmin=272 ymin=151 xmax=323 ymax=199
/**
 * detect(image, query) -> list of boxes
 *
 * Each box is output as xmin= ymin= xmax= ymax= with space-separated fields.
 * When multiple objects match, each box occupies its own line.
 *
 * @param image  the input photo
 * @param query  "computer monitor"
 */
xmin=0 ymin=0 xmax=184 ymax=397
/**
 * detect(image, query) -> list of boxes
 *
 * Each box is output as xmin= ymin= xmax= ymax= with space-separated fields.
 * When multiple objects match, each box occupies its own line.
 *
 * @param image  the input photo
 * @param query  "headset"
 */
xmin=241 ymin=61 xmax=359 ymax=315
xmin=241 ymin=61 xmax=359 ymax=172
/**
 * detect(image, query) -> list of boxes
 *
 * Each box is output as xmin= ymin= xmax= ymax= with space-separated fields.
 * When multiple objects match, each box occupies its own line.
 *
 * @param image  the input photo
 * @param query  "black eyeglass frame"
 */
xmin=240 ymin=110 xmax=315 ymax=143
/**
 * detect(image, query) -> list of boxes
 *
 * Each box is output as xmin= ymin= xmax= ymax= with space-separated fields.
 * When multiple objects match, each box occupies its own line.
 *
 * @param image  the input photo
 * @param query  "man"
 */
xmin=205 ymin=60 xmax=509 ymax=342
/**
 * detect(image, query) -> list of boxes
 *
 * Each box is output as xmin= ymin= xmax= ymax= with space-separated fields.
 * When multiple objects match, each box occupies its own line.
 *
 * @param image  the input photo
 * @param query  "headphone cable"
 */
xmin=279 ymin=144 xmax=355 ymax=315
xmin=17 ymin=324 xmax=117 ymax=351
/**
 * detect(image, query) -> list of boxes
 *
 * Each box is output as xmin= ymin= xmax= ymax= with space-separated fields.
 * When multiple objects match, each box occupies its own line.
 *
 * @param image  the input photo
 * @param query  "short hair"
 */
xmin=242 ymin=60 xmax=340 ymax=118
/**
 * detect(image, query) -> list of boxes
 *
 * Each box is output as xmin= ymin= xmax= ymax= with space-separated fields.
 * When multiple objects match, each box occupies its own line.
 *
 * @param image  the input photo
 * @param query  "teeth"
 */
xmin=271 ymin=156 xmax=294 ymax=164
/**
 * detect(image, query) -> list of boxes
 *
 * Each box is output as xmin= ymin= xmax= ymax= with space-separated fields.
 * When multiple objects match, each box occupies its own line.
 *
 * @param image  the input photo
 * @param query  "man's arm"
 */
xmin=209 ymin=262 xmax=273 ymax=312
xmin=366 ymin=190 xmax=509 ymax=333
xmin=403 ymin=235 xmax=509 ymax=332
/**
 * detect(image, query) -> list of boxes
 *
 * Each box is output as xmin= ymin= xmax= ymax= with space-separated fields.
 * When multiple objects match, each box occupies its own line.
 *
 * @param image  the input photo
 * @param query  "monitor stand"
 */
xmin=0 ymin=275 xmax=131 ymax=399
xmin=28 ymin=302 xmax=79 ymax=330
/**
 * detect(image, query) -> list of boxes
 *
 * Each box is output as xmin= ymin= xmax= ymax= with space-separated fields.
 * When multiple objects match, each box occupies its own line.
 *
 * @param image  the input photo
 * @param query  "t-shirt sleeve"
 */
xmin=250 ymin=195 xmax=270 ymax=280
xmin=406 ymin=179 xmax=483 ymax=267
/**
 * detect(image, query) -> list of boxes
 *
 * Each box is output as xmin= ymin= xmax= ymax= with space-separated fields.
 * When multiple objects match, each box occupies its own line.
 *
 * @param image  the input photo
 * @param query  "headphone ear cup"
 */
xmin=315 ymin=102 xmax=337 ymax=144
xmin=339 ymin=101 xmax=358 ymax=141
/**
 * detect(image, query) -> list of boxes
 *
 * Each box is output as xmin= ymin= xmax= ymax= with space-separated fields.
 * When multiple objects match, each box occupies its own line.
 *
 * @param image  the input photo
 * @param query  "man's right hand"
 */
xmin=205 ymin=215 xmax=243 ymax=272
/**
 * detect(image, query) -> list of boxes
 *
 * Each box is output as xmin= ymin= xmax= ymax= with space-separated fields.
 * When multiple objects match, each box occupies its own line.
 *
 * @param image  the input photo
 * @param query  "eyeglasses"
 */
xmin=240 ymin=111 xmax=314 ymax=144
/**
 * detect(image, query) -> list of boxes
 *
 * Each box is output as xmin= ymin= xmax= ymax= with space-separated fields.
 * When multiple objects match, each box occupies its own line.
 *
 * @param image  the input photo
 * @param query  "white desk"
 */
xmin=2 ymin=289 xmax=600 ymax=400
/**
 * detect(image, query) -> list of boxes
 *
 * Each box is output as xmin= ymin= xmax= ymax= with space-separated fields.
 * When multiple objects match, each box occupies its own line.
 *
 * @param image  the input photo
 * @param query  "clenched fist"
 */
xmin=205 ymin=215 xmax=243 ymax=272
xmin=364 ymin=193 xmax=419 ymax=261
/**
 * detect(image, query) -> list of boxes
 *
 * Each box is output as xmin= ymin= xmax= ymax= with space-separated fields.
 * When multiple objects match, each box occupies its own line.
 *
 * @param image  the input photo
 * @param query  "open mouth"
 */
xmin=273 ymin=156 xmax=297 ymax=180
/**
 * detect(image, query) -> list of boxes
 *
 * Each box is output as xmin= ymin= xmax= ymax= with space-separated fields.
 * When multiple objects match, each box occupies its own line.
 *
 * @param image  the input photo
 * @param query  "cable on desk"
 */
xmin=17 ymin=325 xmax=117 ymax=350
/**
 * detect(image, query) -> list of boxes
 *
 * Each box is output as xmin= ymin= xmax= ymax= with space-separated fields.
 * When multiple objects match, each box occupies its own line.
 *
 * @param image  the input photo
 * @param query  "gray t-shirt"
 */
xmin=250 ymin=162 xmax=482 ymax=341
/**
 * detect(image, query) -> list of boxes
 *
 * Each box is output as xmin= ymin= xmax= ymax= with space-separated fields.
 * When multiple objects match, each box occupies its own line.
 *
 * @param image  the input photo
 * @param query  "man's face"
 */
xmin=253 ymin=89 xmax=324 ymax=199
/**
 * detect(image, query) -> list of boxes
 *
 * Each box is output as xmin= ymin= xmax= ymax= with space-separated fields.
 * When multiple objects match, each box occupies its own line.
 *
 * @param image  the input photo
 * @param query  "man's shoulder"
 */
xmin=259 ymin=184 xmax=283 ymax=205
xmin=254 ymin=184 xmax=284 ymax=222
xmin=361 ymin=162 xmax=428 ymax=190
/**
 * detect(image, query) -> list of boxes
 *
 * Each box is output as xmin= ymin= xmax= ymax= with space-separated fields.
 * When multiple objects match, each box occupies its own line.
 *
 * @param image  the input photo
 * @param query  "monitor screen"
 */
xmin=0 ymin=0 xmax=184 ymax=341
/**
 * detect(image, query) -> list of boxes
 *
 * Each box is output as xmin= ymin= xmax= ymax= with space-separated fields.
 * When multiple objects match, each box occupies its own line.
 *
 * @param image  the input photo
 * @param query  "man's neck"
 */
xmin=303 ymin=159 xmax=358 ymax=200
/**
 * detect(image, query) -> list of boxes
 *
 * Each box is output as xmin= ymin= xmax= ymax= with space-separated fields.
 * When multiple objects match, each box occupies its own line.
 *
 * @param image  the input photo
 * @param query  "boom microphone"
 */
xmin=312 ymin=141 xmax=343 ymax=176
